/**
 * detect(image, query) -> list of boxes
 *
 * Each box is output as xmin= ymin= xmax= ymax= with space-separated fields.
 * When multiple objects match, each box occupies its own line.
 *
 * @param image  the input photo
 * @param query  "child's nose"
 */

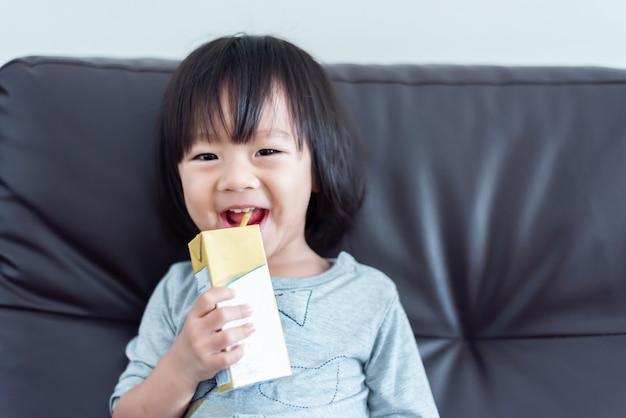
xmin=216 ymin=159 xmax=260 ymax=192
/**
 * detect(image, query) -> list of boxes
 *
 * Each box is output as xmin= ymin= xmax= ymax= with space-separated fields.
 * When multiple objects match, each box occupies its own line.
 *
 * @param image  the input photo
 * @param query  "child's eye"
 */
xmin=256 ymin=149 xmax=280 ymax=157
xmin=194 ymin=153 xmax=218 ymax=161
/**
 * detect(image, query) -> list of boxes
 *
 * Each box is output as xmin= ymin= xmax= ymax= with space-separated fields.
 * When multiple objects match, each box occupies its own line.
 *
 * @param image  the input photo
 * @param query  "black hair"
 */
xmin=158 ymin=34 xmax=364 ymax=253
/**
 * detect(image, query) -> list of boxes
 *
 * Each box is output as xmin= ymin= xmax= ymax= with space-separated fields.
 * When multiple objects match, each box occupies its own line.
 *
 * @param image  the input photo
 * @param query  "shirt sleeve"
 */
xmin=365 ymin=292 xmax=440 ymax=418
xmin=108 ymin=267 xmax=179 ymax=414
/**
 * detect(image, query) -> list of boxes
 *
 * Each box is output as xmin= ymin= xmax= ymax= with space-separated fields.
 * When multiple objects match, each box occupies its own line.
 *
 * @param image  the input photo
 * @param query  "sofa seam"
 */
xmin=4 ymin=58 xmax=626 ymax=86
xmin=1 ymin=58 xmax=174 ymax=74
xmin=331 ymin=78 xmax=626 ymax=87
xmin=415 ymin=332 xmax=626 ymax=340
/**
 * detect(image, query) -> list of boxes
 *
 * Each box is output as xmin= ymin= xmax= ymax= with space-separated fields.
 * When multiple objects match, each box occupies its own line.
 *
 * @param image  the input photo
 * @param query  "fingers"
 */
xmin=205 ymin=304 xmax=253 ymax=331
xmin=211 ymin=323 xmax=256 ymax=352
xmin=212 ymin=344 xmax=245 ymax=370
xmin=192 ymin=287 xmax=236 ymax=318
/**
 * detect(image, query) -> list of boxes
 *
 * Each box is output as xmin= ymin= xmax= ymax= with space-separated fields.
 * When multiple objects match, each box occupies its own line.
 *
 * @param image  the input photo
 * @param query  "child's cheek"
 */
xmin=185 ymin=201 xmax=218 ymax=231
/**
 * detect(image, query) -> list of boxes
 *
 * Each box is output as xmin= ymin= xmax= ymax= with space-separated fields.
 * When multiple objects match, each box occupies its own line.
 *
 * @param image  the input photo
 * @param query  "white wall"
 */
xmin=2 ymin=0 xmax=626 ymax=68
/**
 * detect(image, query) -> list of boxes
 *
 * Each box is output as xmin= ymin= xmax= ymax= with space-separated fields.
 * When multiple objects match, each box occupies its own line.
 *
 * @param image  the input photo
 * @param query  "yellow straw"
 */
xmin=239 ymin=211 xmax=252 ymax=227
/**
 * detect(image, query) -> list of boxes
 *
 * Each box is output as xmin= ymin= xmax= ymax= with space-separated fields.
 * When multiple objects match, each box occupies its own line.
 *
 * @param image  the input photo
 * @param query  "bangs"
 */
xmin=175 ymin=37 xmax=309 ymax=159
xmin=189 ymin=69 xmax=271 ymax=146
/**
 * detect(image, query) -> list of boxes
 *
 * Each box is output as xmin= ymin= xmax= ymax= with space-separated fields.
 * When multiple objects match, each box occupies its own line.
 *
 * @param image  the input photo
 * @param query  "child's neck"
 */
xmin=268 ymin=242 xmax=330 ymax=278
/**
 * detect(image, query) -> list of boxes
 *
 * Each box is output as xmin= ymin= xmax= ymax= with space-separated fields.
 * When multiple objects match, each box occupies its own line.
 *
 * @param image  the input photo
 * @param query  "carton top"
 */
xmin=187 ymin=225 xmax=267 ymax=287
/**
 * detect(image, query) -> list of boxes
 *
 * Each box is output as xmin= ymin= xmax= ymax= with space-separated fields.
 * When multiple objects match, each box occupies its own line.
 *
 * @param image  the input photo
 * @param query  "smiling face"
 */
xmin=177 ymin=89 xmax=317 ymax=272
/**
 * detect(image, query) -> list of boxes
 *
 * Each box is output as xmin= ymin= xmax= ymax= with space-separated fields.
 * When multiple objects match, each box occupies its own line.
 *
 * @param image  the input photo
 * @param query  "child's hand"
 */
xmin=169 ymin=286 xmax=255 ymax=385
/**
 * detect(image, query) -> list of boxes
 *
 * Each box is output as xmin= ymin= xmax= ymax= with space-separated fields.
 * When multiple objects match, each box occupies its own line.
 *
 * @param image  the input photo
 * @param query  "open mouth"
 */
xmin=219 ymin=207 xmax=269 ymax=228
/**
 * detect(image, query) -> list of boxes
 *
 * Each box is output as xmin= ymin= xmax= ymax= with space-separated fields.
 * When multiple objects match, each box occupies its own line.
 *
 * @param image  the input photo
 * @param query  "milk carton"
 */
xmin=187 ymin=223 xmax=291 ymax=391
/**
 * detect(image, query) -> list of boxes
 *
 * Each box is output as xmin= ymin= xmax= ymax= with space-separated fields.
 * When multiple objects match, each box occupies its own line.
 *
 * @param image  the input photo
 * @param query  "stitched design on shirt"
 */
xmin=257 ymin=355 xmax=346 ymax=409
xmin=274 ymin=289 xmax=312 ymax=327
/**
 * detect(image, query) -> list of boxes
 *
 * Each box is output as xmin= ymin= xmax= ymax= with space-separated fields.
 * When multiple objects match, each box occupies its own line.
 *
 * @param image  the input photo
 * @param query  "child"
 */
xmin=109 ymin=35 xmax=440 ymax=418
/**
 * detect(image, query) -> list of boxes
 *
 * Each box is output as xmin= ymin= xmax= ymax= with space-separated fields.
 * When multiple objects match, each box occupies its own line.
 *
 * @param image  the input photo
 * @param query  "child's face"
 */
xmin=178 ymin=90 xmax=315 ymax=264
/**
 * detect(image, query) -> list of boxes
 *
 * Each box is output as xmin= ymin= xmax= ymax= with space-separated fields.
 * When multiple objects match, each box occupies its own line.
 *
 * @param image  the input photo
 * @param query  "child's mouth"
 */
xmin=220 ymin=208 xmax=269 ymax=228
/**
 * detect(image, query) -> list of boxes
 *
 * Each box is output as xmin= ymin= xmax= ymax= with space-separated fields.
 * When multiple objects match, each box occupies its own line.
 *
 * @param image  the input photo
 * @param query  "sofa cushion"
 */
xmin=1 ymin=57 xmax=625 ymax=417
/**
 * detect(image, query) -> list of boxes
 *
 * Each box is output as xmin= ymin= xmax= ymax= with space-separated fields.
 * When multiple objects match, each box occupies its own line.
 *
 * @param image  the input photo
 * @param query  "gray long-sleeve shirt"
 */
xmin=109 ymin=252 xmax=440 ymax=417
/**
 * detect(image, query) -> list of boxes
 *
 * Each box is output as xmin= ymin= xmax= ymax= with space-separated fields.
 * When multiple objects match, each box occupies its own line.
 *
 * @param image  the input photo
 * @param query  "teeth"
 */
xmin=228 ymin=207 xmax=254 ymax=213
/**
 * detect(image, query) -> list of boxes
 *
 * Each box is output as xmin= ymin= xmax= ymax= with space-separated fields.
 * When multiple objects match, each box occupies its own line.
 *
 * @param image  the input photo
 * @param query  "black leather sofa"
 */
xmin=1 ymin=57 xmax=625 ymax=418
